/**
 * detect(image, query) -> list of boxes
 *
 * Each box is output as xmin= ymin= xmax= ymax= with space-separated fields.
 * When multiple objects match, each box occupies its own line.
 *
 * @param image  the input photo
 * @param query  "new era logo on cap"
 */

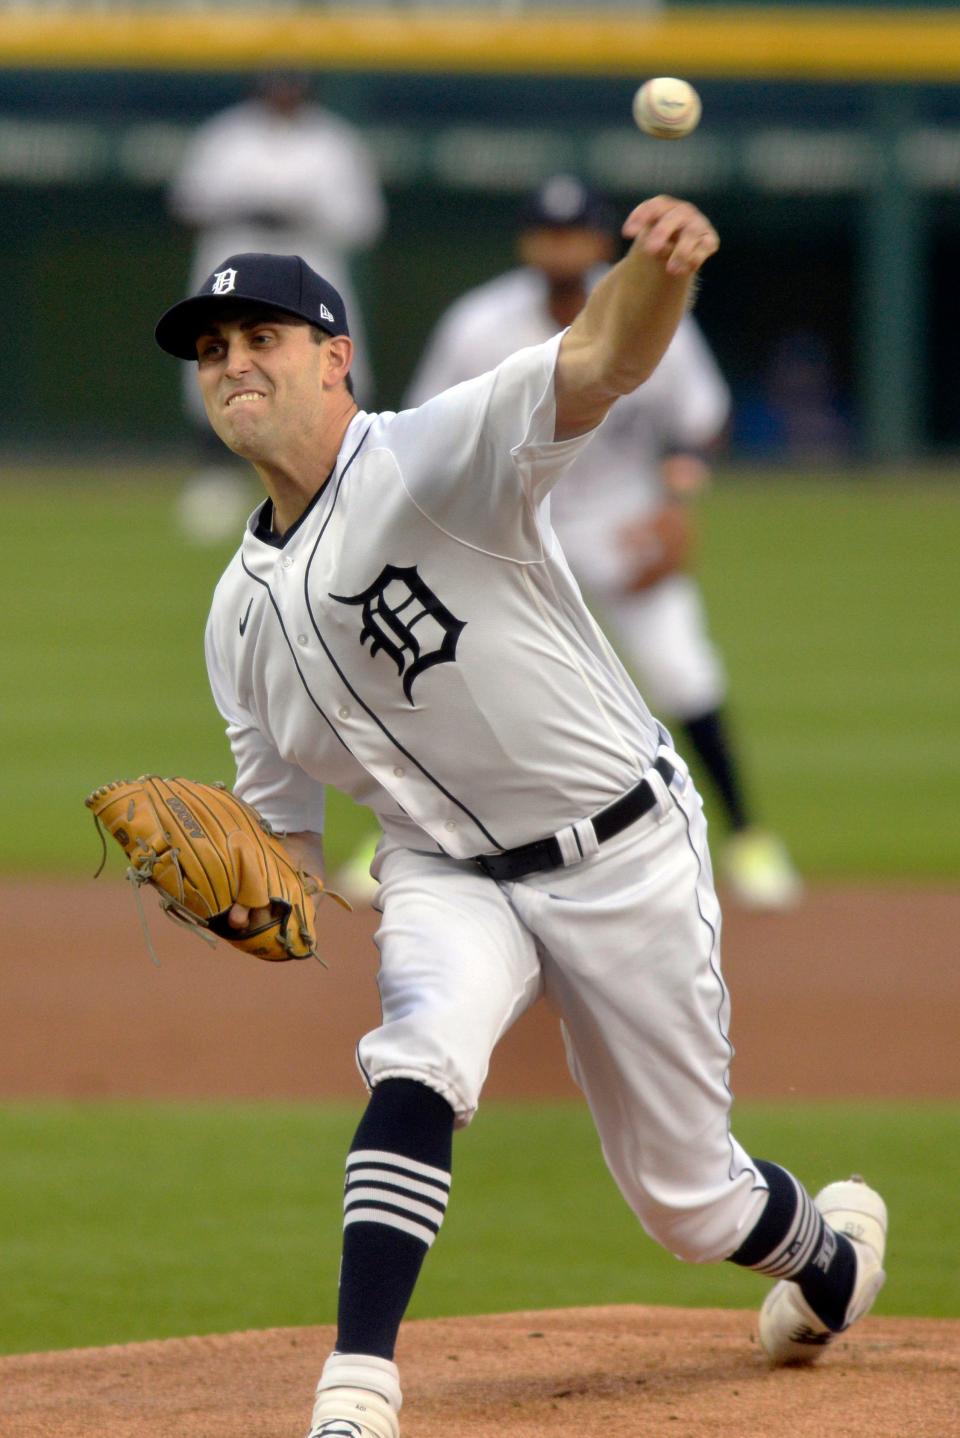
xmin=155 ymin=252 xmax=350 ymax=360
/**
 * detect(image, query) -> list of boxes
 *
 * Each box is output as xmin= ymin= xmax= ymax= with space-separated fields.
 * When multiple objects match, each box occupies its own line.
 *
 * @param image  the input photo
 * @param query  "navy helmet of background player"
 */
xmin=155 ymin=202 xmax=887 ymax=1438
xmin=399 ymin=172 xmax=801 ymax=913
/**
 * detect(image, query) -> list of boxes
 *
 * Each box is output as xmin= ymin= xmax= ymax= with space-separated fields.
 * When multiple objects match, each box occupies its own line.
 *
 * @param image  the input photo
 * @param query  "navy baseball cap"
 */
xmin=155 ymin=252 xmax=349 ymax=360
xmin=519 ymin=174 xmax=614 ymax=233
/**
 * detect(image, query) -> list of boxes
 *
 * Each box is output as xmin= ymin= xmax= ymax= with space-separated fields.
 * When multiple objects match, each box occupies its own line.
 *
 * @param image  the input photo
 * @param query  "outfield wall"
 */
xmin=2 ymin=11 xmax=960 ymax=458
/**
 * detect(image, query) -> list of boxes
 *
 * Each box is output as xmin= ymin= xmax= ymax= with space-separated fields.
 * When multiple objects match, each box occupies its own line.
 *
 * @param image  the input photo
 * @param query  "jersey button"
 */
xmin=338 ymin=706 xmax=351 ymax=719
xmin=297 ymin=633 xmax=308 ymax=646
xmin=444 ymin=820 xmax=457 ymax=831
xmin=281 ymin=556 xmax=294 ymax=570
xmin=393 ymin=766 xmax=405 ymax=778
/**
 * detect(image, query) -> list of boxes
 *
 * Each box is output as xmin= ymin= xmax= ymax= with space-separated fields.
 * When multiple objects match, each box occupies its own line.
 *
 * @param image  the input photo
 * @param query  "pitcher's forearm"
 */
xmin=557 ymin=254 xmax=693 ymax=424
xmin=555 ymin=195 xmax=718 ymax=440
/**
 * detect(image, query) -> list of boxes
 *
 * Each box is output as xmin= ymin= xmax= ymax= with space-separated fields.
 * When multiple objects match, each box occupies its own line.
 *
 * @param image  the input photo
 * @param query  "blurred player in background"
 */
xmin=339 ymin=174 xmax=800 ymax=912
xmin=168 ymin=70 xmax=387 ymax=541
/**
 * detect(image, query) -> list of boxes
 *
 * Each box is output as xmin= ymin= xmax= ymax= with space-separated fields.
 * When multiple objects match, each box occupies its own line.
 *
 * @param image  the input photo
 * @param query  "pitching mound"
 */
xmin=2 ymin=1306 xmax=957 ymax=1438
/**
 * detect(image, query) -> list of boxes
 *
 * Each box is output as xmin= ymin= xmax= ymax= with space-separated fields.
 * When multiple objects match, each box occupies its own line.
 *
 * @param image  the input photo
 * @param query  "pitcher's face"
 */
xmin=195 ymin=309 xmax=331 ymax=460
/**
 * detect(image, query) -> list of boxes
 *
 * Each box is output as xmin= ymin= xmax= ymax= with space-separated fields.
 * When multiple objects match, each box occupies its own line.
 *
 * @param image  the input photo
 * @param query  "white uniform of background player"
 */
xmin=154 ymin=243 xmax=886 ymax=1438
xmin=168 ymin=71 xmax=386 ymax=541
xmin=398 ymin=176 xmax=800 ymax=911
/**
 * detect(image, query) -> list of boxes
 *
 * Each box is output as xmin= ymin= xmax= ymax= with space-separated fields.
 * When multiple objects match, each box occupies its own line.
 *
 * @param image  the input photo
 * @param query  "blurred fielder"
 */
xmin=168 ymin=70 xmax=386 ymax=541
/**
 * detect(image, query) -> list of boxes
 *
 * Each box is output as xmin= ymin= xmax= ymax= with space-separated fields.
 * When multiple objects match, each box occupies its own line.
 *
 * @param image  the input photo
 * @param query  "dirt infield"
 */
xmin=3 ymin=878 xmax=959 ymax=1436
xmin=3 ymin=878 xmax=959 ymax=1100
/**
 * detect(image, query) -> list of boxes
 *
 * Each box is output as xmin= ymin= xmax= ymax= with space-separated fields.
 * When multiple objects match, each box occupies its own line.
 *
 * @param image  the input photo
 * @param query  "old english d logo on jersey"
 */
xmin=331 ymin=564 xmax=466 ymax=704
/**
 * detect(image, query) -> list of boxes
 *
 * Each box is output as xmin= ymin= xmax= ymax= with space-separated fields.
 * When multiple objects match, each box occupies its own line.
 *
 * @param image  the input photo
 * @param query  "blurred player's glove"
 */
xmin=619 ymin=501 xmax=695 ymax=593
xmin=85 ymin=776 xmax=344 ymax=963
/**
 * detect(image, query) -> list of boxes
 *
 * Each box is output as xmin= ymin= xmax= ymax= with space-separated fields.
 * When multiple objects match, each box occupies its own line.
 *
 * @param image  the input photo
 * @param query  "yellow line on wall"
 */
xmin=2 ymin=9 xmax=960 ymax=80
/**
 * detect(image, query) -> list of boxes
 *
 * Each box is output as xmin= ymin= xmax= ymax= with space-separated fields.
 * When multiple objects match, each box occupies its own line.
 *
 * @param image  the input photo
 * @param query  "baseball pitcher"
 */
xmin=151 ymin=195 xmax=887 ymax=1438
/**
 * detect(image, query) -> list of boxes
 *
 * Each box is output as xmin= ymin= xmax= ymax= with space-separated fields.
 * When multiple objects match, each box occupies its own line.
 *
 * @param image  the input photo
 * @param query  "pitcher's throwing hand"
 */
xmin=624 ymin=194 xmax=720 ymax=276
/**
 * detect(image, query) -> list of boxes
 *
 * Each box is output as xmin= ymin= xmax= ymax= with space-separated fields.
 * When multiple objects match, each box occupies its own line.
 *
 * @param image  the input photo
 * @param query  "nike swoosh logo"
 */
xmin=238 ymin=598 xmax=253 ymax=636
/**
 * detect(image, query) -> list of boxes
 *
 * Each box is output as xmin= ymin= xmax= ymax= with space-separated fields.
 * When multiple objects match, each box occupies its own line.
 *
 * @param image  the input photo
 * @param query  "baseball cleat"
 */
xmin=758 ymin=1175 xmax=888 ymax=1365
xmin=722 ymin=828 xmax=803 ymax=912
xmin=306 ymin=1386 xmax=400 ymax=1438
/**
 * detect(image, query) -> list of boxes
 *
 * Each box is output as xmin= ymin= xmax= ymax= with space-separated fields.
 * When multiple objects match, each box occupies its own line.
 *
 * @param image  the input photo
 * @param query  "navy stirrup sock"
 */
xmin=335 ymin=1078 xmax=455 ymax=1359
xmin=728 ymin=1159 xmax=857 ymax=1331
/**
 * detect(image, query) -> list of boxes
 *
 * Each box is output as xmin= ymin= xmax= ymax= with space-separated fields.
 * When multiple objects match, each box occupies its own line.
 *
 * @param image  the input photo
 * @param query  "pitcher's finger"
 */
xmin=666 ymin=227 xmax=720 ymax=275
xmin=622 ymin=193 xmax=680 ymax=239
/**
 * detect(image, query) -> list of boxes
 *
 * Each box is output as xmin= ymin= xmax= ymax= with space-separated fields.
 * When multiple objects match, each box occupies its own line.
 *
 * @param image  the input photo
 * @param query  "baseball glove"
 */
xmin=85 ymin=776 xmax=342 ymax=963
xmin=618 ymin=501 xmax=696 ymax=593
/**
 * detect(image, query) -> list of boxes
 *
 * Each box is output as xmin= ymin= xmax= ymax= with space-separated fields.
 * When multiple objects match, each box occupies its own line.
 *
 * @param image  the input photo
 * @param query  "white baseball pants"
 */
xmin=358 ymin=751 xmax=768 ymax=1264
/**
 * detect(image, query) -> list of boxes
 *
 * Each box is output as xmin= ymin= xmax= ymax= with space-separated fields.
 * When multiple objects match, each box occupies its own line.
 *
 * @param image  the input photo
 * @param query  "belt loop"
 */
xmin=573 ymin=817 xmax=601 ymax=861
xmin=554 ymin=821 xmax=599 ymax=866
xmin=644 ymin=764 xmax=673 ymax=822
xmin=554 ymin=827 xmax=581 ymax=866
xmin=656 ymin=742 xmax=688 ymax=789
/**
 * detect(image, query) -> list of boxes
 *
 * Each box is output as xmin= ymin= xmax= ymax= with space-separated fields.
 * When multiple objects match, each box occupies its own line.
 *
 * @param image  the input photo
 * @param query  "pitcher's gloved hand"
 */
xmin=86 ymin=775 xmax=347 ymax=962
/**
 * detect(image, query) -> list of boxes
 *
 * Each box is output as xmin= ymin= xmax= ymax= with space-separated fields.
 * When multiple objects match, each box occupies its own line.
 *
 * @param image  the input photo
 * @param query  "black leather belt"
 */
xmin=475 ymin=755 xmax=676 ymax=882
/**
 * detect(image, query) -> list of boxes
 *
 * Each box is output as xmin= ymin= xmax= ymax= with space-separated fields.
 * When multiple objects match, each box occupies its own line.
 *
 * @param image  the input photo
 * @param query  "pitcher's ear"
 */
xmin=322 ymin=333 xmax=354 ymax=388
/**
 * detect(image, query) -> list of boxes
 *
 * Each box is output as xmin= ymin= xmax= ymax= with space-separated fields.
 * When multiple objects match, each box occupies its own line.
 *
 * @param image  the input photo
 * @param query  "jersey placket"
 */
xmin=265 ymin=537 xmax=500 ymax=860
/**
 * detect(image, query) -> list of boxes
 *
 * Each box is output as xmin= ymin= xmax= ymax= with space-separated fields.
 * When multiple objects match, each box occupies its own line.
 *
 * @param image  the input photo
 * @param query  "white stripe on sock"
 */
xmin=344 ymin=1205 xmax=440 ymax=1247
xmin=348 ymin=1148 xmax=451 ymax=1187
xmin=345 ymin=1185 xmax=446 ymax=1226
xmin=753 ymin=1181 xmax=822 ymax=1278
xmin=347 ymin=1166 xmax=450 ymax=1204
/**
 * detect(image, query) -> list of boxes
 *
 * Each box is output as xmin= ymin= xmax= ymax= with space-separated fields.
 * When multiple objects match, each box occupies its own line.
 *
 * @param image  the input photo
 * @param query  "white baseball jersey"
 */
xmin=202 ymin=288 xmax=769 ymax=1266
xmin=405 ymin=267 xmax=730 ymax=597
xmin=170 ymin=100 xmax=386 ymax=402
xmin=205 ymin=334 xmax=661 ymax=859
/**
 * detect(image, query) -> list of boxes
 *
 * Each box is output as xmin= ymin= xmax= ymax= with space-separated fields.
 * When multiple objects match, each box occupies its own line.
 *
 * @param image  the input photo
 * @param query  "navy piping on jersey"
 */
xmin=253 ymin=414 xmax=377 ymax=547
xmin=671 ymin=782 xmax=742 ymax=1186
xmin=237 ymin=424 xmax=378 ymax=753
xmin=240 ymin=420 xmax=505 ymax=853
xmin=253 ymin=476 xmax=324 ymax=547
xmin=301 ymin=427 xmax=504 ymax=851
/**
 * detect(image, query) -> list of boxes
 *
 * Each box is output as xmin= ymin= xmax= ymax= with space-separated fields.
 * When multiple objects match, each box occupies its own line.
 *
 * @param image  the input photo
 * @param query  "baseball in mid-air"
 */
xmin=633 ymin=77 xmax=702 ymax=140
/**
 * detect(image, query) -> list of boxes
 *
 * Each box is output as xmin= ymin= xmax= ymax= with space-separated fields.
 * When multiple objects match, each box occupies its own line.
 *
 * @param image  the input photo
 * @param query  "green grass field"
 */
xmin=2 ymin=464 xmax=957 ymax=877
xmin=695 ymin=472 xmax=960 ymax=876
xmin=2 ymin=464 xmax=957 ymax=1360
xmin=1 ymin=1099 xmax=958 ymax=1356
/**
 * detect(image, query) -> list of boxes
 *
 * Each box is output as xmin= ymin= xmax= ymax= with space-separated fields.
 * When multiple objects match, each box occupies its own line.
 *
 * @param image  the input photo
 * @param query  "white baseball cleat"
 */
xmin=722 ymin=828 xmax=803 ymax=911
xmin=306 ymin=1386 xmax=400 ymax=1438
xmin=758 ymin=1175 xmax=888 ymax=1365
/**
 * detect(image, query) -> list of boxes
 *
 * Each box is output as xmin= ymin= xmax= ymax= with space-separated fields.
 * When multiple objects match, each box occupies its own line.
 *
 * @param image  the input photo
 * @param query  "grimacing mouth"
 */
xmin=224 ymin=388 xmax=268 ymax=408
